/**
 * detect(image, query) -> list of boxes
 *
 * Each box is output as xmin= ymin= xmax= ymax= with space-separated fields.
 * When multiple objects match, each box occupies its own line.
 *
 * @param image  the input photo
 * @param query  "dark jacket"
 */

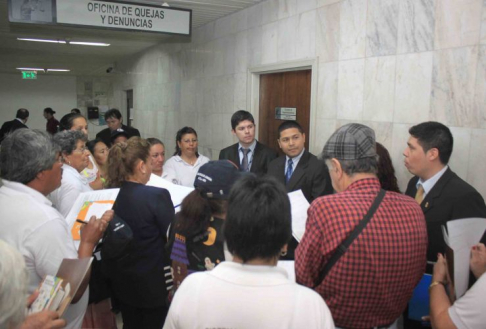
xmin=109 ymin=181 xmax=174 ymax=308
xmin=405 ymin=167 xmax=486 ymax=263
xmin=96 ymin=124 xmax=140 ymax=147
xmin=0 ymin=119 xmax=28 ymax=143
xmin=218 ymin=141 xmax=277 ymax=175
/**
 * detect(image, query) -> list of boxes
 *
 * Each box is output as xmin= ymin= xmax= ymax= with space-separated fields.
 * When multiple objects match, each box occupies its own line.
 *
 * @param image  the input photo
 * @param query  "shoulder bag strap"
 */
xmin=313 ymin=189 xmax=386 ymax=288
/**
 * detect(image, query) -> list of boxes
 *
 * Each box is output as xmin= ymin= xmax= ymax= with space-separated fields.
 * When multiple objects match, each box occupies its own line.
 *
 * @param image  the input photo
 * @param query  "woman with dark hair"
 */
xmin=147 ymin=138 xmax=166 ymax=177
xmin=59 ymin=113 xmax=104 ymax=190
xmin=167 ymin=160 xmax=241 ymax=296
xmin=164 ymin=175 xmax=335 ymax=329
xmin=105 ymin=137 xmax=175 ymax=328
xmin=376 ymin=142 xmax=401 ymax=193
xmin=50 ymin=130 xmax=92 ymax=218
xmin=86 ymin=138 xmax=109 ymax=186
xmin=163 ymin=127 xmax=209 ymax=186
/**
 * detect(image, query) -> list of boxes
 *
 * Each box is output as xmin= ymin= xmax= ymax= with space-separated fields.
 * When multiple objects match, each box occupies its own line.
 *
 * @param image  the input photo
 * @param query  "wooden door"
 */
xmin=258 ymin=70 xmax=311 ymax=156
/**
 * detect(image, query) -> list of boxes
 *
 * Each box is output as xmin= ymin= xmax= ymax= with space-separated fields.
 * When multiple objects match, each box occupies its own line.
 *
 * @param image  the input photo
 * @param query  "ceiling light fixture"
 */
xmin=17 ymin=38 xmax=110 ymax=47
xmin=17 ymin=38 xmax=66 ymax=44
xmin=69 ymin=41 xmax=110 ymax=46
xmin=16 ymin=67 xmax=45 ymax=71
xmin=46 ymin=69 xmax=71 ymax=72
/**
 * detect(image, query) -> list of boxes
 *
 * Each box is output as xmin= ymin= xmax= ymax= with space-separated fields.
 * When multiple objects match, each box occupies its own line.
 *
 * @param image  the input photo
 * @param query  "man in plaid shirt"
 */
xmin=296 ymin=123 xmax=427 ymax=329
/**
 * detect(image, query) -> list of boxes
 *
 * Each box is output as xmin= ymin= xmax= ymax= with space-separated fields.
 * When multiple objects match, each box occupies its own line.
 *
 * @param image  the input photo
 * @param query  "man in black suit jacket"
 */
xmin=404 ymin=122 xmax=486 ymax=264
xmin=219 ymin=110 xmax=277 ymax=175
xmin=96 ymin=108 xmax=140 ymax=147
xmin=0 ymin=108 xmax=29 ymax=144
xmin=268 ymin=121 xmax=333 ymax=259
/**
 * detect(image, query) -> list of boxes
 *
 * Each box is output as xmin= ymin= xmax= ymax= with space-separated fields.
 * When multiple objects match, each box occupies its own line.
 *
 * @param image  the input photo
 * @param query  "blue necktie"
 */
xmin=241 ymin=148 xmax=250 ymax=172
xmin=285 ymin=158 xmax=293 ymax=184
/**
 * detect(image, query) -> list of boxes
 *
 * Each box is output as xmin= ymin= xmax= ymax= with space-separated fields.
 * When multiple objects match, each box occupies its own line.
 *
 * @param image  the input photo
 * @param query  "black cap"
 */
xmin=194 ymin=160 xmax=242 ymax=199
xmin=110 ymin=128 xmax=129 ymax=142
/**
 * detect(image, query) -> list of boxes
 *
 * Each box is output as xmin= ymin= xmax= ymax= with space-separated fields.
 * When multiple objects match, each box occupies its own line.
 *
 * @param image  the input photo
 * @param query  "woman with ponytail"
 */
xmin=105 ymin=137 xmax=175 ymax=328
xmin=167 ymin=160 xmax=242 ymax=297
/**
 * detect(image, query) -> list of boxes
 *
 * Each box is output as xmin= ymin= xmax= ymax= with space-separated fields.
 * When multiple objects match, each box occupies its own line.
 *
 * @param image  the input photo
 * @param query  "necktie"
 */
xmin=286 ymin=158 xmax=293 ymax=184
xmin=415 ymin=184 xmax=424 ymax=204
xmin=241 ymin=148 xmax=250 ymax=172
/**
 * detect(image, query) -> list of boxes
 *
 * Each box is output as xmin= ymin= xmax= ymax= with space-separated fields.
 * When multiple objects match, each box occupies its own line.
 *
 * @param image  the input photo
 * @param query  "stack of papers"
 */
xmin=146 ymin=173 xmax=194 ymax=210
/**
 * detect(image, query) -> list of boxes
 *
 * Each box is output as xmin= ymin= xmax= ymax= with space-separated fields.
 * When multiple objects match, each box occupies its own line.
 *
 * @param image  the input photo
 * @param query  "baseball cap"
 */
xmin=194 ymin=160 xmax=242 ymax=199
xmin=110 ymin=128 xmax=129 ymax=142
xmin=322 ymin=123 xmax=376 ymax=160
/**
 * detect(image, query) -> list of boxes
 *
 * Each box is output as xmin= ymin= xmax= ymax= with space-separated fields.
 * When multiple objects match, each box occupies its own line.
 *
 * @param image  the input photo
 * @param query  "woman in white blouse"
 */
xmin=163 ymin=127 xmax=209 ymax=187
xmin=50 ymin=130 xmax=92 ymax=218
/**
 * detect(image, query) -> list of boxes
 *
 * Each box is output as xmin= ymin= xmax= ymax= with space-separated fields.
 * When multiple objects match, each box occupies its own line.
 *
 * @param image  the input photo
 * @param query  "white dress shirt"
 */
xmin=163 ymin=154 xmax=210 ymax=187
xmin=0 ymin=180 xmax=88 ymax=329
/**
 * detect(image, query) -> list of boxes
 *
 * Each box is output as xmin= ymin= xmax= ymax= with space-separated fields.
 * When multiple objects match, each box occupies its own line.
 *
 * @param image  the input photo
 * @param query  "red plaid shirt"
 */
xmin=296 ymin=178 xmax=427 ymax=328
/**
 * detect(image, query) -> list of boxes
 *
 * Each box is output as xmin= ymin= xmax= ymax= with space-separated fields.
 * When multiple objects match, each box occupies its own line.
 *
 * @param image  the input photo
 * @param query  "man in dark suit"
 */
xmin=0 ymin=108 xmax=29 ymax=144
xmin=404 ymin=121 xmax=486 ymax=265
xmin=219 ymin=110 xmax=277 ymax=175
xmin=96 ymin=108 xmax=140 ymax=147
xmin=268 ymin=120 xmax=333 ymax=259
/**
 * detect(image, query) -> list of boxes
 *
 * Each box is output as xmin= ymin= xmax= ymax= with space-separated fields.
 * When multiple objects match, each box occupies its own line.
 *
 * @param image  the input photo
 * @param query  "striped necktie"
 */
xmin=285 ymin=158 xmax=293 ymax=184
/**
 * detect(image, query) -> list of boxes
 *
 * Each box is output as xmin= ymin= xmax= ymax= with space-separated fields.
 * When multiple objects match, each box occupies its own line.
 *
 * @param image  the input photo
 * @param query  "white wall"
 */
xmin=0 ymin=73 xmax=77 ymax=131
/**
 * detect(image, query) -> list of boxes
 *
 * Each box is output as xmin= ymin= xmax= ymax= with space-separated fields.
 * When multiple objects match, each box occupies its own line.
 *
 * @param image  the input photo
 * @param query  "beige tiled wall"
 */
xmin=113 ymin=0 xmax=486 ymax=198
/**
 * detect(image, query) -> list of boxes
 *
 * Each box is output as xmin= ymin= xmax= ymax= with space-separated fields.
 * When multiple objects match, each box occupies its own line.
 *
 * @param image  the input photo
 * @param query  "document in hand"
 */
xmin=146 ymin=173 xmax=194 ymax=209
xmin=29 ymin=257 xmax=93 ymax=316
xmin=65 ymin=188 xmax=120 ymax=241
xmin=287 ymin=189 xmax=310 ymax=242
xmin=442 ymin=217 xmax=486 ymax=298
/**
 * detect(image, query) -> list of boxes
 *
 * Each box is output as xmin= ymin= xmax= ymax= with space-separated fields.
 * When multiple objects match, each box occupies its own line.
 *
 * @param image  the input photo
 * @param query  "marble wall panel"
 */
xmin=234 ymin=31 xmax=248 ymax=74
xmin=317 ymin=61 xmax=338 ymax=119
xmin=248 ymin=2 xmax=264 ymax=29
xmin=317 ymin=0 xmax=342 ymax=6
xmin=431 ymin=46 xmax=480 ymax=127
xmin=467 ymin=129 xmax=486 ymax=198
xmin=448 ymin=127 xmax=472 ymax=181
xmin=297 ymin=0 xmax=317 ymax=14
xmin=277 ymin=15 xmax=299 ymax=62
xmin=434 ymin=0 xmax=482 ymax=50
xmin=337 ymin=59 xmax=365 ymax=120
xmin=278 ymin=0 xmax=297 ymax=20
xmin=296 ymin=10 xmax=317 ymax=59
xmin=222 ymin=36 xmax=236 ymax=76
xmin=397 ymin=0 xmax=435 ymax=54
xmin=366 ymin=0 xmax=399 ymax=57
xmin=262 ymin=0 xmax=279 ymax=25
xmin=481 ymin=0 xmax=486 ymax=44
xmin=247 ymin=26 xmax=263 ymax=67
xmin=262 ymin=22 xmax=279 ymax=64
xmin=233 ymin=73 xmax=247 ymax=113
xmin=394 ymin=52 xmax=433 ymax=123
xmin=391 ymin=123 xmax=414 ymax=193
xmin=180 ymin=80 xmax=196 ymax=112
xmin=311 ymin=118 xmax=337 ymax=155
xmin=474 ymin=45 xmax=486 ymax=128
xmin=339 ymin=0 xmax=367 ymax=60
xmin=363 ymin=56 xmax=396 ymax=122
xmin=316 ymin=3 xmax=341 ymax=63
xmin=234 ymin=9 xmax=248 ymax=33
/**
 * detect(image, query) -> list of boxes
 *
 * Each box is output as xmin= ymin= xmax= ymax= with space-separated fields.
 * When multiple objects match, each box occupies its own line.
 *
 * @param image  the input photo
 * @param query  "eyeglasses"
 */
xmin=73 ymin=146 xmax=88 ymax=153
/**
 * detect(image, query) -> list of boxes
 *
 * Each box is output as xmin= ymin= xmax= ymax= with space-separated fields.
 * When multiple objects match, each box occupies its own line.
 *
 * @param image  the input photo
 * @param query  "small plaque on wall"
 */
xmin=275 ymin=107 xmax=297 ymax=120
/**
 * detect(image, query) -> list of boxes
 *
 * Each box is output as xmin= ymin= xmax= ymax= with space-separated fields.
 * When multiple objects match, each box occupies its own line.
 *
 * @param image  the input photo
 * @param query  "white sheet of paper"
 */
xmin=278 ymin=260 xmax=295 ymax=282
xmin=442 ymin=217 xmax=486 ymax=298
xmin=65 ymin=188 xmax=120 ymax=230
xmin=84 ymin=203 xmax=114 ymax=223
xmin=288 ymin=190 xmax=310 ymax=242
xmin=147 ymin=173 xmax=194 ymax=208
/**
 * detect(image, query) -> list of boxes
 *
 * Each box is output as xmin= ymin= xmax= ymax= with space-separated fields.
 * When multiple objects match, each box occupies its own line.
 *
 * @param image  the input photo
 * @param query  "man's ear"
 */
xmin=332 ymin=158 xmax=343 ymax=178
xmin=277 ymin=138 xmax=282 ymax=149
xmin=427 ymin=148 xmax=439 ymax=162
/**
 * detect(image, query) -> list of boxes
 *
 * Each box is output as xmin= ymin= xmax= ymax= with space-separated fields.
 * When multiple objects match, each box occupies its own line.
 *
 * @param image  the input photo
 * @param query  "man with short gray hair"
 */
xmin=0 ymin=129 xmax=112 ymax=329
xmin=296 ymin=123 xmax=427 ymax=329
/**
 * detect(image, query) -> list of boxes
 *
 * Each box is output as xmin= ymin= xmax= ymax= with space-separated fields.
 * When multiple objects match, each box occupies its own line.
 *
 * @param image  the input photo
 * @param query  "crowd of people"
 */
xmin=0 ymin=107 xmax=485 ymax=329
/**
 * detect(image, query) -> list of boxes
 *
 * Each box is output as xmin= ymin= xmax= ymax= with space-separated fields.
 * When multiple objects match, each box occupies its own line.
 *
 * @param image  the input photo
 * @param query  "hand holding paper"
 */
xmin=470 ymin=243 xmax=486 ymax=279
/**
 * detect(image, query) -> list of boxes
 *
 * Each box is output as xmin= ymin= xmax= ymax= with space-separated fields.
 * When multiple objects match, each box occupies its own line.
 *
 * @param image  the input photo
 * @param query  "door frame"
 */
xmin=247 ymin=59 xmax=319 ymax=153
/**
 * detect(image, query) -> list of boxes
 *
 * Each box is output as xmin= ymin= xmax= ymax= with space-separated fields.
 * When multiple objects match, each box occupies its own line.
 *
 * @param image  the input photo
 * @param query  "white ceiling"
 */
xmin=0 ymin=0 xmax=264 ymax=76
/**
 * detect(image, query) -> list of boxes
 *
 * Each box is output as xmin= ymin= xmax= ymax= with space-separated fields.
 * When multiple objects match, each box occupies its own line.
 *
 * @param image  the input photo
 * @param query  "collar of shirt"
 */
xmin=63 ymin=164 xmax=89 ymax=184
xmin=15 ymin=118 xmax=24 ymax=124
xmin=1 ymin=179 xmax=53 ymax=206
xmin=238 ymin=139 xmax=257 ymax=167
xmin=417 ymin=165 xmax=448 ymax=196
xmin=209 ymin=261 xmax=289 ymax=286
xmin=285 ymin=148 xmax=305 ymax=173
xmin=173 ymin=155 xmax=203 ymax=167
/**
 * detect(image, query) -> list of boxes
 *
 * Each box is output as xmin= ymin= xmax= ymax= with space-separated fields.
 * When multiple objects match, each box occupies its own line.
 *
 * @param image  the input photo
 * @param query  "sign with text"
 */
xmin=56 ymin=0 xmax=191 ymax=35
xmin=22 ymin=71 xmax=37 ymax=79
xmin=275 ymin=107 xmax=297 ymax=120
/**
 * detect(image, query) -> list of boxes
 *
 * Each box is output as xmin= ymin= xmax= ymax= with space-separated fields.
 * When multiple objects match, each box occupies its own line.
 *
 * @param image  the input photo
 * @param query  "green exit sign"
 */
xmin=22 ymin=71 xmax=37 ymax=79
